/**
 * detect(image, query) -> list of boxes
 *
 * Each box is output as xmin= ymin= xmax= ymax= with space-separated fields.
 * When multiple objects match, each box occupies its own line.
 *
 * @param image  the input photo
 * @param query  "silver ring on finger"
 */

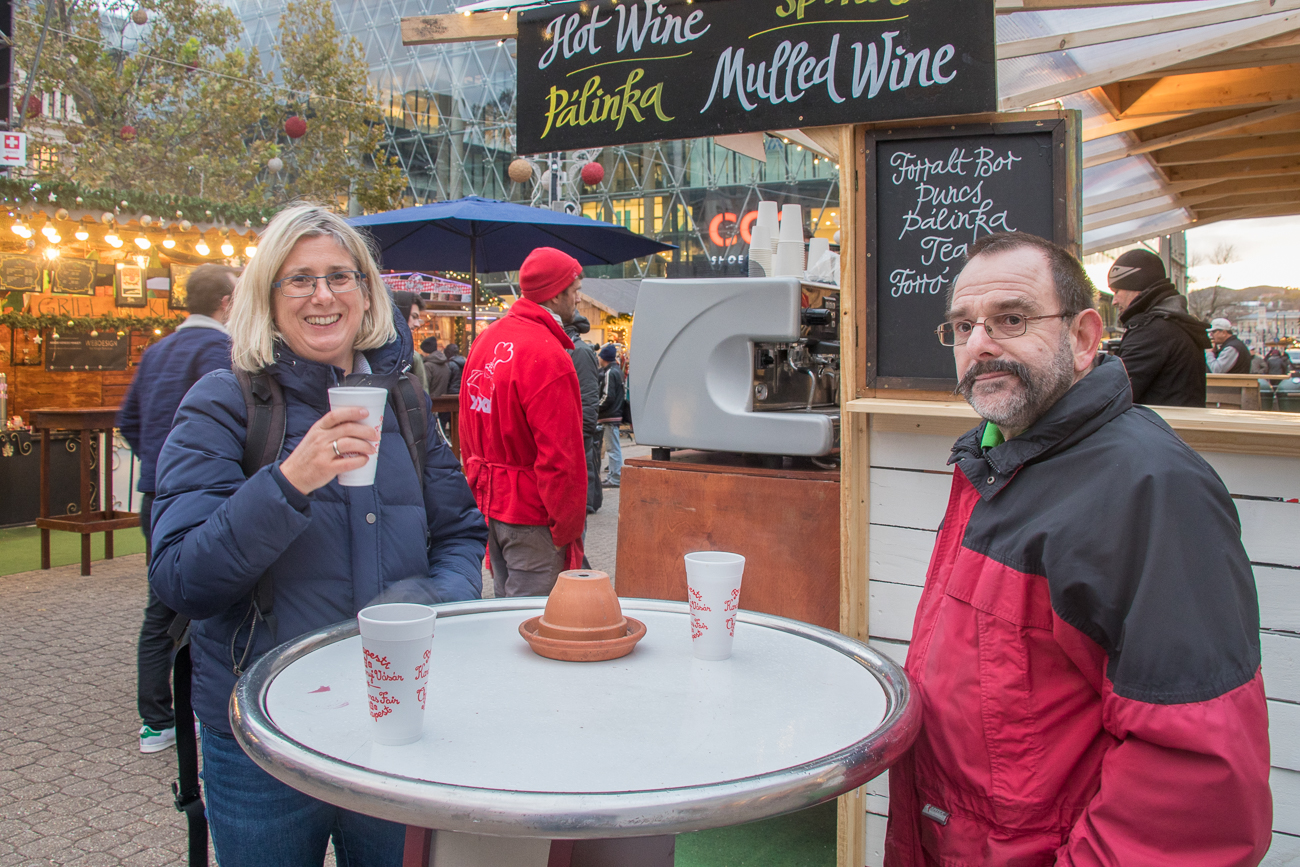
xmin=331 ymin=440 xmax=342 ymax=458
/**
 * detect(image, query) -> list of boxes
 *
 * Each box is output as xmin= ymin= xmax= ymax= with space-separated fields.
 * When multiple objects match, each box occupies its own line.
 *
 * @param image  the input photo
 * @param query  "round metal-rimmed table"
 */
xmin=231 ymin=598 xmax=918 ymax=867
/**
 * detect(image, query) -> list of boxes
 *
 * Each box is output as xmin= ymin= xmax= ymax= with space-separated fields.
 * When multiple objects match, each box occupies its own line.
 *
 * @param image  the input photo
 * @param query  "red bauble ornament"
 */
xmin=580 ymin=161 xmax=605 ymax=186
xmin=23 ymin=96 xmax=42 ymax=118
xmin=120 ymin=125 xmax=137 ymax=141
xmin=284 ymin=116 xmax=307 ymax=139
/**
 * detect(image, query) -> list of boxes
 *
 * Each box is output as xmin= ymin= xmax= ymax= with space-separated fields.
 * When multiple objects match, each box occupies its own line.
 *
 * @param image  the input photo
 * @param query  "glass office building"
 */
xmin=229 ymin=0 xmax=841 ymax=278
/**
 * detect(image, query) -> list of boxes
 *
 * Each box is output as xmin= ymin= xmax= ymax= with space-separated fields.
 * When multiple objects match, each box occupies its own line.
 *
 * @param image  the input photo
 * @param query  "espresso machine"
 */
xmin=629 ymin=277 xmax=839 ymax=458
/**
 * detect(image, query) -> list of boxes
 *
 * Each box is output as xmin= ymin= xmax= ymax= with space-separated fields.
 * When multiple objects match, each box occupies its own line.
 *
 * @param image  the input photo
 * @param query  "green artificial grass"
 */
xmin=675 ymin=801 xmax=837 ymax=867
xmin=0 ymin=523 xmax=147 ymax=576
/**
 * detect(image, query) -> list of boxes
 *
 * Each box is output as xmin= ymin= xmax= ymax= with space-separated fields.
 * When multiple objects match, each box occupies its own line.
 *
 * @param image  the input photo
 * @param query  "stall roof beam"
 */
xmin=1163 ymin=154 xmax=1300 ymax=182
xmin=1001 ymin=13 xmax=1300 ymax=110
xmin=997 ymin=0 xmax=1300 ymax=61
xmin=1105 ymin=61 xmax=1300 ymax=116
xmin=1082 ymin=111 xmax=1195 ymax=142
xmin=1152 ymin=131 xmax=1300 ymax=165
xmin=401 ymin=10 xmax=517 ymax=45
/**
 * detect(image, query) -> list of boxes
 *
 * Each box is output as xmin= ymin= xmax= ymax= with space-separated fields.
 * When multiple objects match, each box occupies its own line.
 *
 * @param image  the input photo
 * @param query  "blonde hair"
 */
xmin=228 ymin=202 xmax=396 ymax=372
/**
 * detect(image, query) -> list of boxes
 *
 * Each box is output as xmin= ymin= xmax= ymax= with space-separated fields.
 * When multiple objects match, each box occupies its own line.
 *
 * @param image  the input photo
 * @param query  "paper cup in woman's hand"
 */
xmin=358 ymin=603 xmax=436 ymax=746
xmin=327 ymin=387 xmax=387 ymax=486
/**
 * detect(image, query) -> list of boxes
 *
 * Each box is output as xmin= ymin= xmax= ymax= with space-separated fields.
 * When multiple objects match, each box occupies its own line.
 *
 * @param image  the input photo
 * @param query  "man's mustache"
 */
xmin=956 ymin=359 xmax=1030 ymax=395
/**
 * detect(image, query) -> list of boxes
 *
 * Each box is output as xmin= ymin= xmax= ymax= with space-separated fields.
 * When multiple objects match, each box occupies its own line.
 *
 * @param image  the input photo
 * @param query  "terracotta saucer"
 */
xmin=519 ymin=615 xmax=647 ymax=662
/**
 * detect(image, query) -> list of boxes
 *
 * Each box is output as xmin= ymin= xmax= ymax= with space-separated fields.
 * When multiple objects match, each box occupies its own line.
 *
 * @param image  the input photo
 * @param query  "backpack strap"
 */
xmin=171 ymin=638 xmax=208 ymax=867
xmin=391 ymin=371 xmax=428 ymax=479
xmin=234 ymin=369 xmax=286 ymax=478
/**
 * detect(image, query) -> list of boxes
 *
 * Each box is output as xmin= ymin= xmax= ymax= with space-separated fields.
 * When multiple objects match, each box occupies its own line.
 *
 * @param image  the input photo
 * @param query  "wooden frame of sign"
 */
xmin=168 ymin=263 xmax=194 ymax=311
xmin=852 ymin=110 xmax=1081 ymax=396
xmin=114 ymin=263 xmax=148 ymax=308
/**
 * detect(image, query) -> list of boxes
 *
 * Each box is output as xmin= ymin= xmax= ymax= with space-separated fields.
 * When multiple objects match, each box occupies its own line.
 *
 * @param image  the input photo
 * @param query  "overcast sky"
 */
xmin=1186 ymin=216 xmax=1300 ymax=291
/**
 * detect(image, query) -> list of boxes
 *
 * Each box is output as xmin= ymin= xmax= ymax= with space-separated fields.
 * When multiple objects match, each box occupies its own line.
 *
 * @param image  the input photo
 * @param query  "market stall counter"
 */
xmin=230 ymin=598 xmax=919 ymax=867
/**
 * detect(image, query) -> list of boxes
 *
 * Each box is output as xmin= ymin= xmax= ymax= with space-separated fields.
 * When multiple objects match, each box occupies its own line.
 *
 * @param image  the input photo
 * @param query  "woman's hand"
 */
xmin=278 ymin=406 xmax=380 ymax=494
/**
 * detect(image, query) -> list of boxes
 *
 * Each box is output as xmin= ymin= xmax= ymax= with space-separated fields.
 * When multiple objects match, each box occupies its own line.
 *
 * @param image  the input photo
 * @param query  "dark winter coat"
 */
xmin=885 ymin=355 xmax=1271 ymax=866
xmin=116 ymin=318 xmax=231 ymax=494
xmin=597 ymin=363 xmax=625 ymax=423
xmin=425 ymin=350 xmax=452 ymax=398
xmin=149 ymin=315 xmax=487 ymax=733
xmin=566 ymin=330 xmax=600 ymax=441
xmin=1210 ymin=335 xmax=1253 ymax=375
xmin=1113 ymin=281 xmax=1211 ymax=407
xmin=447 ymin=354 xmax=466 ymax=394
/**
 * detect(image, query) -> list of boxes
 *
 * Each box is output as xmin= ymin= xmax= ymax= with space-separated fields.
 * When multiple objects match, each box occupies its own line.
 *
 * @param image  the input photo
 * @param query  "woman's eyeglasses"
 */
xmin=273 ymin=271 xmax=366 ymax=297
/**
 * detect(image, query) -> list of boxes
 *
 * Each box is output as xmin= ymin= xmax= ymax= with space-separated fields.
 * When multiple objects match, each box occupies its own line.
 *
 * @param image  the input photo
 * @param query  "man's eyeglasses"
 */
xmin=935 ymin=312 xmax=1074 ymax=347
xmin=273 ymin=271 xmax=366 ymax=297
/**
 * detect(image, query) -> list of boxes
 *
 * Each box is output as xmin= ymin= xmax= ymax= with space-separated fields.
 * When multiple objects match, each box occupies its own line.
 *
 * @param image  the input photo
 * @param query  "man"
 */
xmin=459 ymin=247 xmax=586 ymax=596
xmin=886 ymin=232 xmax=1270 ymax=865
xmin=422 ymin=336 xmax=452 ymax=398
xmin=1107 ymin=248 xmax=1210 ymax=406
xmin=1207 ymin=317 xmax=1253 ymax=374
xmin=392 ymin=290 xmax=429 ymax=392
xmin=565 ymin=314 xmax=602 ymax=514
xmin=117 ymin=264 xmax=239 ymax=754
xmin=444 ymin=342 xmax=465 ymax=394
xmin=597 ymin=344 xmax=625 ymax=488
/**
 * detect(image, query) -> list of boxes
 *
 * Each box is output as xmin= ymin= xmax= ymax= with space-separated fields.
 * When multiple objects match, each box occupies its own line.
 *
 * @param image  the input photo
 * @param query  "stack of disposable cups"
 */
xmin=748 ymin=223 xmax=771 ymax=277
xmin=773 ymin=204 xmax=805 ymax=278
xmin=806 ymin=237 xmax=831 ymax=277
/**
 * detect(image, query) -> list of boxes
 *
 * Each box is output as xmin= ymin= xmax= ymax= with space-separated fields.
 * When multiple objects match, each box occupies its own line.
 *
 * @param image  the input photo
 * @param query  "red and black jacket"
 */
xmin=885 ymin=356 xmax=1272 ymax=867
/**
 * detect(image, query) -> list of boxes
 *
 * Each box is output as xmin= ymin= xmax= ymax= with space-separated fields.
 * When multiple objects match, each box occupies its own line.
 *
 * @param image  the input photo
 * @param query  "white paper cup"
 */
xmin=685 ymin=552 xmax=746 ymax=661
xmin=327 ymin=386 xmax=387 ymax=486
xmin=358 ymin=603 xmax=436 ymax=745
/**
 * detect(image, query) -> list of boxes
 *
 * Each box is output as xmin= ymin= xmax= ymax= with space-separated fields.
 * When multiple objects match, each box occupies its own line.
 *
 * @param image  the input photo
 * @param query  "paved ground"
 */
xmin=0 ymin=440 xmax=644 ymax=867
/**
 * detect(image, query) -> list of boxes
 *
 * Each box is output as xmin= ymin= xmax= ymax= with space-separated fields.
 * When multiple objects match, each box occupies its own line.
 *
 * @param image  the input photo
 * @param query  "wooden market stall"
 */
xmin=395 ymin=0 xmax=1300 ymax=863
xmin=0 ymin=186 xmax=264 ymax=526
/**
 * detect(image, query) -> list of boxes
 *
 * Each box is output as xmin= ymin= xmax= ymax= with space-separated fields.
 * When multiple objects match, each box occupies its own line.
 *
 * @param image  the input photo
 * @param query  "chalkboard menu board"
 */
xmin=861 ymin=116 xmax=1080 ymax=390
xmin=0 ymin=253 xmax=42 ymax=293
xmin=50 ymin=257 xmax=96 ymax=295
xmin=515 ymin=0 xmax=996 ymax=153
xmin=45 ymin=332 xmax=130 ymax=371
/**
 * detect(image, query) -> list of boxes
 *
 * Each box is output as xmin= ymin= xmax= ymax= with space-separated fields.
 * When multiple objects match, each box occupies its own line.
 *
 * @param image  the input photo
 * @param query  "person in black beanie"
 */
xmin=1108 ymin=249 xmax=1211 ymax=407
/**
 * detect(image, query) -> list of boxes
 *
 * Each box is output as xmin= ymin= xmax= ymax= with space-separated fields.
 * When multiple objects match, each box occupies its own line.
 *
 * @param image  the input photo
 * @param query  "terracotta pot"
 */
xmin=536 ymin=570 xmax=627 ymax=641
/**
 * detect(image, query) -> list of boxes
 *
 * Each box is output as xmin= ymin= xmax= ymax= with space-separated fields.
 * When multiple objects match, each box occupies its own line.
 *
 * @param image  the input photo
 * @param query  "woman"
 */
xmin=150 ymin=203 xmax=487 ymax=867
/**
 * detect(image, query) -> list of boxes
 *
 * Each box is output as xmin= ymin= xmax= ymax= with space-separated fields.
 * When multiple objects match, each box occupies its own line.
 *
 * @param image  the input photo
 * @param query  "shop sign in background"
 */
xmin=516 ymin=0 xmax=995 ymax=153
xmin=45 ymin=332 xmax=130 ymax=372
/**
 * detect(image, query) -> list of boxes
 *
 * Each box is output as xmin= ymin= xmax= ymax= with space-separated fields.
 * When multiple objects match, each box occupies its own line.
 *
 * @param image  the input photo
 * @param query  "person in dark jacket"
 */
xmin=422 ymin=335 xmax=451 ymax=398
xmin=117 ymin=263 xmax=238 ymax=755
xmin=391 ymin=290 xmax=429 ymax=392
xmin=1107 ymin=248 xmax=1211 ymax=407
xmin=889 ymin=232 xmax=1270 ymax=865
xmin=1207 ymin=317 xmax=1253 ymax=373
xmin=597 ymin=344 xmax=625 ymax=488
xmin=150 ymin=203 xmax=487 ymax=867
xmin=1265 ymin=347 xmax=1289 ymax=375
xmin=444 ymin=342 xmax=465 ymax=394
xmin=566 ymin=315 xmax=602 ymax=513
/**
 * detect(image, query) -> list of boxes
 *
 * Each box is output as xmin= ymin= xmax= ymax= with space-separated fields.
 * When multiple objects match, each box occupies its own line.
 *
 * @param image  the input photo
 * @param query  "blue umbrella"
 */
xmin=349 ymin=196 xmax=675 ymax=340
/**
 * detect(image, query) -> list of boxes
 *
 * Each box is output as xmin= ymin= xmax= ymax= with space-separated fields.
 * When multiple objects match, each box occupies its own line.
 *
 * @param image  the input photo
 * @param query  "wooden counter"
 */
xmin=842 ymin=398 xmax=1300 ymax=862
xmin=615 ymin=451 xmax=840 ymax=631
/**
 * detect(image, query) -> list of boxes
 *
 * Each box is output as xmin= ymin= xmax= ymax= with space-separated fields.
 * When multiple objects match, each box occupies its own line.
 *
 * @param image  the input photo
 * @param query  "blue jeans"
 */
xmin=201 ymin=725 xmax=405 ymax=867
xmin=602 ymin=423 xmax=623 ymax=485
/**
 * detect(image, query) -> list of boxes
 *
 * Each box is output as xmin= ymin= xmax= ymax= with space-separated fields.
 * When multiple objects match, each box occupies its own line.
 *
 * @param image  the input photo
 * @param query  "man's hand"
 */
xmin=279 ymin=406 xmax=379 ymax=494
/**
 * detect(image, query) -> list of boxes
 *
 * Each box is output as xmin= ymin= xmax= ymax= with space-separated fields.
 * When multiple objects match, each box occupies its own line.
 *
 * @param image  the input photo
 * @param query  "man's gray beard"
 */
xmin=956 ymin=332 xmax=1076 ymax=433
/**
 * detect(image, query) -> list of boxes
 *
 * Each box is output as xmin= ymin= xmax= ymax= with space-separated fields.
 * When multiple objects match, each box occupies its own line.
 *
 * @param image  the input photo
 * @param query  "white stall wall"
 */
xmin=861 ymin=425 xmax=1300 ymax=865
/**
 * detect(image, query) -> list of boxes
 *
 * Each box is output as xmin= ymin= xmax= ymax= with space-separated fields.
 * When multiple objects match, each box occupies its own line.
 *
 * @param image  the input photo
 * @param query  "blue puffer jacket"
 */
xmin=149 ymin=316 xmax=487 ymax=733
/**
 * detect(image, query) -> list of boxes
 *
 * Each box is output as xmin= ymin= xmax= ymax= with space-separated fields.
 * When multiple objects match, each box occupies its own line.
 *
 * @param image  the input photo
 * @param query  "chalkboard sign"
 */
xmin=50 ymin=257 xmax=96 ymax=295
xmin=861 ymin=116 xmax=1080 ymax=390
xmin=0 ymin=253 xmax=42 ymax=292
xmin=45 ymin=332 xmax=130 ymax=371
xmin=515 ymin=0 xmax=996 ymax=153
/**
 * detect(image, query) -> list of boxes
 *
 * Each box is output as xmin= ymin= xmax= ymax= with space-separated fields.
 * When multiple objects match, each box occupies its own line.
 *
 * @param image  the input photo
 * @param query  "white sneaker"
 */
xmin=139 ymin=724 xmax=177 ymax=753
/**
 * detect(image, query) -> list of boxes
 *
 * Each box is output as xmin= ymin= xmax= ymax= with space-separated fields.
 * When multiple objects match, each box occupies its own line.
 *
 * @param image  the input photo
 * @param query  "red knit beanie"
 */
xmin=519 ymin=247 xmax=582 ymax=304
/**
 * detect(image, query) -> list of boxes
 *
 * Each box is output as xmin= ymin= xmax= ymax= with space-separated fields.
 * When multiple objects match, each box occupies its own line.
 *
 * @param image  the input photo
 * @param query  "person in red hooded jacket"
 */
xmin=459 ymin=247 xmax=586 ymax=597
